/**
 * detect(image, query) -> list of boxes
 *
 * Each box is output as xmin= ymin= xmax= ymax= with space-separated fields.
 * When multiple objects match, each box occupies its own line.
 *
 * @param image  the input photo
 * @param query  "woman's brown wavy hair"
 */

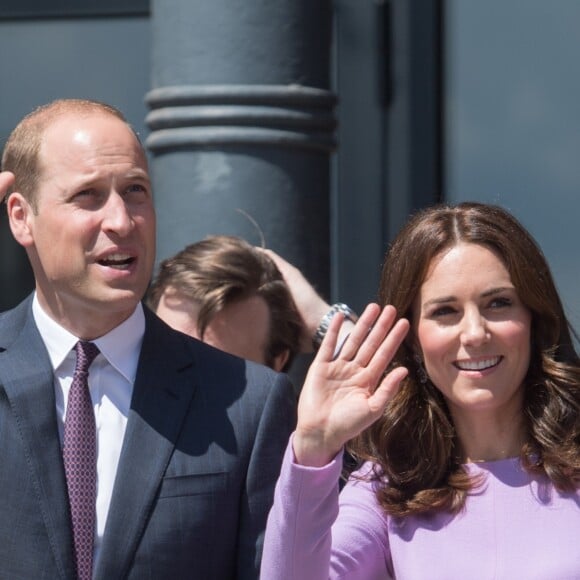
xmin=350 ymin=202 xmax=580 ymax=517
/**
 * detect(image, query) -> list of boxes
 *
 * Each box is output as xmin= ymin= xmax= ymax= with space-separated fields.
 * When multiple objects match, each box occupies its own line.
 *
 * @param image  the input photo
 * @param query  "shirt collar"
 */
xmin=32 ymin=294 xmax=145 ymax=383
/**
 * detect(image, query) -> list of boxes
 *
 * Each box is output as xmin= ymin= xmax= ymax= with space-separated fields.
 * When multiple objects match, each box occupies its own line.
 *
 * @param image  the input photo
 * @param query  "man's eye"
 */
xmin=124 ymin=184 xmax=150 ymax=200
xmin=127 ymin=184 xmax=147 ymax=193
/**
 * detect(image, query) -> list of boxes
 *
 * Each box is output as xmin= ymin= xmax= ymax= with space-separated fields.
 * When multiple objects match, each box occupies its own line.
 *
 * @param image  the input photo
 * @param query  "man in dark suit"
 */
xmin=0 ymin=99 xmax=296 ymax=579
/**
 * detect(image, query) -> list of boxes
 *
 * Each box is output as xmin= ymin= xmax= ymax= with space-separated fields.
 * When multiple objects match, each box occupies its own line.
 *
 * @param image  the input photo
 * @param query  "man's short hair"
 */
xmin=1 ymin=98 xmax=137 ymax=210
xmin=148 ymin=235 xmax=303 ymax=372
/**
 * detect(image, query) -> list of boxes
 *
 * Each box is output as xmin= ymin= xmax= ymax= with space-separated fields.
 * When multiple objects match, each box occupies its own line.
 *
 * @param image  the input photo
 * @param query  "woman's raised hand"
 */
xmin=0 ymin=171 xmax=15 ymax=203
xmin=293 ymin=303 xmax=409 ymax=467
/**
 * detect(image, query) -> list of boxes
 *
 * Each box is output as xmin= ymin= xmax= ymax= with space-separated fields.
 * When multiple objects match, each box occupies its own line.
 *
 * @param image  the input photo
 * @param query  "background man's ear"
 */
xmin=273 ymin=349 xmax=290 ymax=373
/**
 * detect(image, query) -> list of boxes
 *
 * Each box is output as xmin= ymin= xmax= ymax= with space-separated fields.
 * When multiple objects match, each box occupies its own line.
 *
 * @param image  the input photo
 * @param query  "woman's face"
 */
xmin=413 ymin=242 xmax=532 ymax=420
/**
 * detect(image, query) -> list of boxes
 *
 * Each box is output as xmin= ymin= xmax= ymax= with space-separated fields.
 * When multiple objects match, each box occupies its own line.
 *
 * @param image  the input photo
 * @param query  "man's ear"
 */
xmin=7 ymin=192 xmax=35 ymax=247
xmin=272 ymin=349 xmax=290 ymax=373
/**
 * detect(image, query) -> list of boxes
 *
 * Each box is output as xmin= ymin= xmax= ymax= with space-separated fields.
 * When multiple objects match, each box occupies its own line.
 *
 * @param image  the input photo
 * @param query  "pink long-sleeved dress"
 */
xmin=261 ymin=436 xmax=580 ymax=580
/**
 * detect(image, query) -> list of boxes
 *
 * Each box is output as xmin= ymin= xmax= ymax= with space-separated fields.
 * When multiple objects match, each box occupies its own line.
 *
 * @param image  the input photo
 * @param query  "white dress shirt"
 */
xmin=32 ymin=295 xmax=145 ymax=567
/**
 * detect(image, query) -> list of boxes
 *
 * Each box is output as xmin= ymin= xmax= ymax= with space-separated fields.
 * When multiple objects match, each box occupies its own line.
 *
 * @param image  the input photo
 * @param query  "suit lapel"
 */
xmin=0 ymin=302 xmax=76 ymax=579
xmin=94 ymin=312 xmax=198 ymax=580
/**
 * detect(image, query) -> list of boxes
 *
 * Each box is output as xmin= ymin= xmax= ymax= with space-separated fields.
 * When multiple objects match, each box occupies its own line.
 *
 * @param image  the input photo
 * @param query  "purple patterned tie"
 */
xmin=63 ymin=341 xmax=99 ymax=580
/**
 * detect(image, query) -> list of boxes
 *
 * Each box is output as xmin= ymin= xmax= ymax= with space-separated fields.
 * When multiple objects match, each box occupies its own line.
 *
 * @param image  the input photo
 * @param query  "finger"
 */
xmin=337 ymin=303 xmax=382 ymax=361
xmin=0 ymin=171 xmax=15 ymax=203
xmin=367 ymin=365 xmax=408 ymax=414
xmin=352 ymin=305 xmax=398 ymax=367
xmin=315 ymin=309 xmax=344 ymax=362
xmin=365 ymin=317 xmax=410 ymax=380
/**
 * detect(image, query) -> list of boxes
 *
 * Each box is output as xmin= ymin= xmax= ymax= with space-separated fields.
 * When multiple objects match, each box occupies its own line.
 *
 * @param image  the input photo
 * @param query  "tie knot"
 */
xmin=74 ymin=341 xmax=100 ymax=374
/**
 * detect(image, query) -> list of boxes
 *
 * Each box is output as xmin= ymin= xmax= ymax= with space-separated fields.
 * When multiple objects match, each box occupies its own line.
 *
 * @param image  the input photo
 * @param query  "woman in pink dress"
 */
xmin=262 ymin=202 xmax=580 ymax=580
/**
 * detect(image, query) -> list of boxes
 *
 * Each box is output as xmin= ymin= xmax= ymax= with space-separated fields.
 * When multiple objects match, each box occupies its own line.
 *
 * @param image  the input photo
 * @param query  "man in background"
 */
xmin=148 ymin=235 xmax=360 ymax=375
xmin=147 ymin=235 xmax=302 ymax=372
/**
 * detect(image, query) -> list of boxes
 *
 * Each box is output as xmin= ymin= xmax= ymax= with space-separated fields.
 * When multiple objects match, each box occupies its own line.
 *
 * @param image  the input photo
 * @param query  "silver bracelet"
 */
xmin=312 ymin=303 xmax=358 ymax=349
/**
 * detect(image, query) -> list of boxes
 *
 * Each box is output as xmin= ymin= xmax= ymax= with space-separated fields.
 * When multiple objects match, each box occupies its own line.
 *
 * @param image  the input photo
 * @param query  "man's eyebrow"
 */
xmin=124 ymin=169 xmax=150 ymax=180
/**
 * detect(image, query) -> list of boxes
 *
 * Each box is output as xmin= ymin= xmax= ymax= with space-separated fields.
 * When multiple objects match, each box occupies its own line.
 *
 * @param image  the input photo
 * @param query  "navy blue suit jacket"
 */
xmin=0 ymin=296 xmax=297 ymax=579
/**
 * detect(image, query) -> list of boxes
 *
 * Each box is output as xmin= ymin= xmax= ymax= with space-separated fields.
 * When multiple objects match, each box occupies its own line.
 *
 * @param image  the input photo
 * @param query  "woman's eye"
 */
xmin=431 ymin=305 xmax=456 ymax=317
xmin=489 ymin=297 xmax=512 ymax=309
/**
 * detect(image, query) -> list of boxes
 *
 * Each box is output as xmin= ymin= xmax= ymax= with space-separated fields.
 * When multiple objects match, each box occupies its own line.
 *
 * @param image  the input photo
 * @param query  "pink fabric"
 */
xmin=262 ymin=436 xmax=580 ymax=580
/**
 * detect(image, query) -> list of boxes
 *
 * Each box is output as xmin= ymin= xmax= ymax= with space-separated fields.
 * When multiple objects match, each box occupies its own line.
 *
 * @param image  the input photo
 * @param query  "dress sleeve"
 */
xmin=260 ymin=435 xmax=392 ymax=580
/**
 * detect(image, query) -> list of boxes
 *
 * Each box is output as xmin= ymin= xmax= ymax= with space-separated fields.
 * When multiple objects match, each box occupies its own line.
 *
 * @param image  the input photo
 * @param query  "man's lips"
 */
xmin=97 ymin=253 xmax=136 ymax=270
xmin=453 ymin=356 xmax=502 ymax=371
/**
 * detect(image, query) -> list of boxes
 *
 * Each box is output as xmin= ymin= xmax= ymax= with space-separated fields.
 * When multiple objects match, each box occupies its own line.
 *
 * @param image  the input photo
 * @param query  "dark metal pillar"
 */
xmin=146 ymin=0 xmax=336 ymax=303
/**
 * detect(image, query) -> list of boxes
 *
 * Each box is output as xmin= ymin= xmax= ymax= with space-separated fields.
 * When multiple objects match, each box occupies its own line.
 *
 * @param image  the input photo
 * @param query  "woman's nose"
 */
xmin=460 ymin=309 xmax=489 ymax=346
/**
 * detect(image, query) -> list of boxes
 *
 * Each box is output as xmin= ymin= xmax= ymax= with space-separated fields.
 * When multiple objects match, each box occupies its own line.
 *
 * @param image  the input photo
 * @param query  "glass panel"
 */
xmin=445 ymin=0 xmax=580 ymax=332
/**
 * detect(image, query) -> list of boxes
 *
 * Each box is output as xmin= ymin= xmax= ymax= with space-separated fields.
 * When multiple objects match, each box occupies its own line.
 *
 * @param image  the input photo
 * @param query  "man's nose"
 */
xmin=101 ymin=192 xmax=134 ymax=236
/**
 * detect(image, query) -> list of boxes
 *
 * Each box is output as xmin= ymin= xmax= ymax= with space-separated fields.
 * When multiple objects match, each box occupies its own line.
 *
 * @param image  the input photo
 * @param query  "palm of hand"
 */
xmin=294 ymin=304 xmax=409 ymax=467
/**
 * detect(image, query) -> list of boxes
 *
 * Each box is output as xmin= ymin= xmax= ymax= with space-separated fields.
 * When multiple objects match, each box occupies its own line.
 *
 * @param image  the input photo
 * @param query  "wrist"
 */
xmin=312 ymin=303 xmax=358 ymax=350
xmin=293 ymin=430 xmax=342 ymax=468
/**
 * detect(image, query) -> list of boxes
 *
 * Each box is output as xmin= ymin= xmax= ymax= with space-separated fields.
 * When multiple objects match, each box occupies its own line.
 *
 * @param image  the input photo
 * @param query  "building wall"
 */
xmin=2 ymin=1 xmax=579 ymax=339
